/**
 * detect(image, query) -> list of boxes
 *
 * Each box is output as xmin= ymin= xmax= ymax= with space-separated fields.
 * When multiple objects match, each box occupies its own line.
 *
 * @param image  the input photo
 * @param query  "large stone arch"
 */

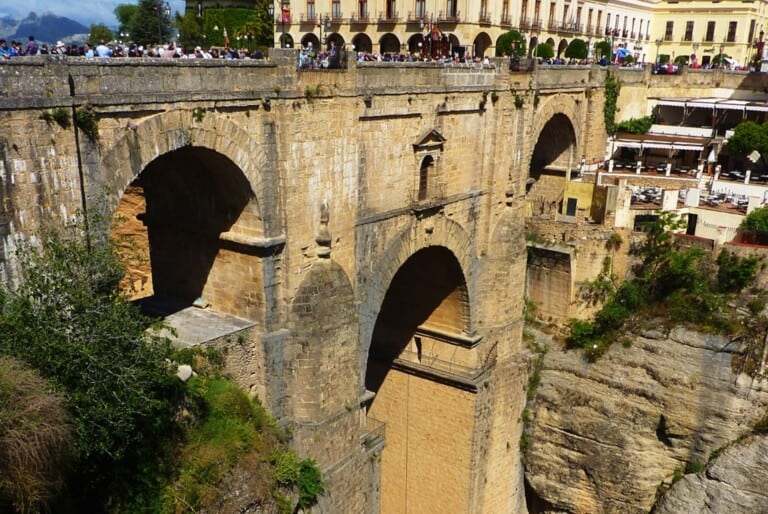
xmin=358 ymin=215 xmax=476 ymax=382
xmin=98 ymin=110 xmax=279 ymax=321
xmin=98 ymin=110 xmax=272 ymax=227
xmin=531 ymin=93 xmax=581 ymax=147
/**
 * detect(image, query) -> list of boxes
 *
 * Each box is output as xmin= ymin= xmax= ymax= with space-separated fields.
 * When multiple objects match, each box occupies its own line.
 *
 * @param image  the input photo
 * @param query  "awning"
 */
xmin=651 ymin=97 xmax=768 ymax=113
xmin=611 ymin=132 xmax=708 ymax=152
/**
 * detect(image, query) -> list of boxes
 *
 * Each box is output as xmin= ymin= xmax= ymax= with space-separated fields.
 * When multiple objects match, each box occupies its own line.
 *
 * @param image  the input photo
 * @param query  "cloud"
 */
xmin=3 ymin=1 xmax=186 ymax=27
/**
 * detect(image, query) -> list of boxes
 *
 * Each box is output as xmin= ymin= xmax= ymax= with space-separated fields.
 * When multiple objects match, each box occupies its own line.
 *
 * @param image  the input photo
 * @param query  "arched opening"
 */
xmin=529 ymin=36 xmax=538 ymax=57
xmin=407 ymin=33 xmax=425 ymax=56
xmin=365 ymin=246 xmax=476 ymax=513
xmin=545 ymin=37 xmax=555 ymax=48
xmin=379 ymin=33 xmax=401 ymax=54
xmin=352 ymin=33 xmax=373 ymax=53
xmin=111 ymin=146 xmax=264 ymax=321
xmin=527 ymin=113 xmax=577 ymax=205
xmin=558 ymin=38 xmax=568 ymax=57
xmin=418 ymin=155 xmax=434 ymax=200
xmin=473 ymin=32 xmax=492 ymax=57
xmin=279 ymin=33 xmax=294 ymax=48
xmin=301 ymin=33 xmax=320 ymax=49
xmin=449 ymin=33 xmax=461 ymax=57
xmin=327 ymin=32 xmax=345 ymax=49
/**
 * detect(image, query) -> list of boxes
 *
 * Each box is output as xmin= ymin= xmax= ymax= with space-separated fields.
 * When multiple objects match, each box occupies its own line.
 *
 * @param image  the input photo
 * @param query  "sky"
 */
xmin=0 ymin=1 xmax=186 ymax=28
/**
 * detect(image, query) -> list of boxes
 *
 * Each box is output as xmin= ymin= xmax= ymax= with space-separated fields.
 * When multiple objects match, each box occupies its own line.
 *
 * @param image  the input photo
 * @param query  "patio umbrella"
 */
xmin=614 ymin=47 xmax=631 ymax=59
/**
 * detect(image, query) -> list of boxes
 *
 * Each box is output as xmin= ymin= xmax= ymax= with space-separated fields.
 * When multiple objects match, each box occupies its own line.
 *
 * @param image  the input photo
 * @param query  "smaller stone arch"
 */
xmin=301 ymin=33 xmax=320 ymax=49
xmin=473 ymin=32 xmax=492 ymax=57
xmin=279 ymin=33 xmax=294 ymax=48
xmin=352 ymin=33 xmax=372 ymax=53
xmin=379 ymin=33 xmax=400 ymax=54
xmin=558 ymin=38 xmax=568 ymax=57
xmin=407 ymin=33 xmax=425 ymax=55
xmin=449 ymin=33 xmax=461 ymax=52
xmin=545 ymin=37 xmax=556 ymax=48
xmin=529 ymin=36 xmax=539 ymax=57
xmin=327 ymin=32 xmax=345 ymax=49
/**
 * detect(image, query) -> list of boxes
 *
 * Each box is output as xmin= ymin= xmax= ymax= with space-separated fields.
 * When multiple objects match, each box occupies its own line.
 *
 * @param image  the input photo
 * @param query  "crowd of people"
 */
xmin=0 ymin=35 xmax=268 ymax=60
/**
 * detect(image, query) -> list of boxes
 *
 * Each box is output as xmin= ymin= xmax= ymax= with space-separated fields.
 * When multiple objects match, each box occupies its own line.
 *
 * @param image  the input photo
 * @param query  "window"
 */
xmin=332 ymin=0 xmax=341 ymax=18
xmin=749 ymin=19 xmax=756 ymax=43
xmin=706 ymin=21 xmax=715 ymax=41
xmin=549 ymin=2 xmax=556 ymax=27
xmin=307 ymin=0 xmax=315 ymax=18
xmin=684 ymin=21 xmax=693 ymax=41
xmin=665 ymin=20 xmax=674 ymax=41
xmin=727 ymin=21 xmax=737 ymax=42
xmin=359 ymin=0 xmax=367 ymax=17
xmin=386 ymin=0 xmax=396 ymax=19
xmin=521 ymin=0 xmax=528 ymax=21
xmin=418 ymin=156 xmax=434 ymax=201
xmin=446 ymin=0 xmax=456 ymax=17
xmin=416 ymin=0 xmax=425 ymax=17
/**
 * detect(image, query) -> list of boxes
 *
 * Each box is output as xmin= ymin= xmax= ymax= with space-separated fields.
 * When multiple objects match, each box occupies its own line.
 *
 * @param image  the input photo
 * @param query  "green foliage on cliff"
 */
xmin=0 ymin=219 xmax=324 ymax=512
xmin=615 ymin=115 xmax=654 ymax=134
xmin=603 ymin=73 xmax=620 ymax=134
xmin=569 ymin=212 xmax=762 ymax=360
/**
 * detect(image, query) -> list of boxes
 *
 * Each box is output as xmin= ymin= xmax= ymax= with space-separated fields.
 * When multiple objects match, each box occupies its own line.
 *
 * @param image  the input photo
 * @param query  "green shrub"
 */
xmin=716 ymin=251 xmax=759 ymax=293
xmin=74 ymin=107 xmax=99 ymax=140
xmin=684 ymin=460 xmax=705 ymax=474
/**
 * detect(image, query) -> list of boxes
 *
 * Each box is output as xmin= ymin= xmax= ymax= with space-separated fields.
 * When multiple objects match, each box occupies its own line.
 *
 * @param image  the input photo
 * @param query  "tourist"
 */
xmin=24 ymin=36 xmax=38 ymax=56
xmin=84 ymin=43 xmax=95 ymax=59
xmin=0 ymin=40 xmax=9 ymax=59
xmin=95 ymin=40 xmax=111 ymax=58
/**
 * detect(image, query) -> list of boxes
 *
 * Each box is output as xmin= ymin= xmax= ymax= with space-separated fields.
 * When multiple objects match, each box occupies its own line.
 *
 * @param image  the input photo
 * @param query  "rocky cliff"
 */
xmin=524 ymin=326 xmax=768 ymax=513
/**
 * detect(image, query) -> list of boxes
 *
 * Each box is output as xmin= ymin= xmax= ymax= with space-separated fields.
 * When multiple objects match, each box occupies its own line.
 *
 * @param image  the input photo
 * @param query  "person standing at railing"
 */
xmin=23 ymin=36 xmax=39 ymax=56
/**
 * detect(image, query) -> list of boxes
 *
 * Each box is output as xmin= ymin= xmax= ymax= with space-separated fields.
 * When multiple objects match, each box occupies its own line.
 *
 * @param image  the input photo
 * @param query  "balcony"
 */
xmin=479 ymin=11 xmax=492 ymax=25
xmin=274 ymin=13 xmax=293 ymax=24
xmin=406 ymin=11 xmax=426 ymax=22
xmin=520 ymin=17 xmax=532 ymax=30
xmin=437 ymin=10 xmax=460 ymax=22
xmin=531 ymin=18 xmax=542 ymax=31
xmin=500 ymin=13 xmax=512 ymax=27
xmin=630 ymin=31 xmax=636 ymax=39
xmin=300 ymin=13 xmax=319 ymax=24
xmin=377 ymin=11 xmax=400 ymax=22
xmin=331 ymin=11 xmax=344 ymax=21
xmin=409 ymin=182 xmax=447 ymax=210
xmin=349 ymin=12 xmax=370 ymax=23
xmin=559 ymin=22 xmax=582 ymax=34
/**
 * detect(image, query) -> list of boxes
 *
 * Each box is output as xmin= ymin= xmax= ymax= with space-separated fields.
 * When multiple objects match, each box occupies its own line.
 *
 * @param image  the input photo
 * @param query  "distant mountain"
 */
xmin=8 ymin=12 xmax=88 ymax=44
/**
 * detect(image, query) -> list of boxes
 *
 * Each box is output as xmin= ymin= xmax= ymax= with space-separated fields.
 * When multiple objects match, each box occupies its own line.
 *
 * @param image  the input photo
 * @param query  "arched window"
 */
xmin=418 ymin=155 xmax=434 ymax=201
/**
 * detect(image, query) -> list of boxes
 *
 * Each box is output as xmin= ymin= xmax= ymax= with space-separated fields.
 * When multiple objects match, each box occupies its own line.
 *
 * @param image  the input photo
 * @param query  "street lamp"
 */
xmin=319 ymin=15 xmax=331 ymax=46
xmin=654 ymin=38 xmax=662 ymax=64
xmin=718 ymin=40 xmax=725 ymax=68
xmin=154 ymin=1 xmax=171 ymax=44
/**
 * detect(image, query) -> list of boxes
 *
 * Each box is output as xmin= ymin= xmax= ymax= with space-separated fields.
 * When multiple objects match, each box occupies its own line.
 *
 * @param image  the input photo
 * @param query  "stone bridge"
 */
xmin=0 ymin=53 xmax=760 ymax=512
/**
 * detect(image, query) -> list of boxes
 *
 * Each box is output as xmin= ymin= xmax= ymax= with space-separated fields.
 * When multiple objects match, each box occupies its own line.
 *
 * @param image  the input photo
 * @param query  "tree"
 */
xmin=594 ymin=40 xmax=611 ymax=59
xmin=176 ymin=11 xmax=204 ymax=51
xmin=535 ymin=42 xmax=555 ymax=59
xmin=88 ymin=23 xmax=113 ymax=44
xmin=727 ymin=121 xmax=768 ymax=161
xmin=741 ymin=206 xmax=768 ymax=244
xmin=114 ymin=4 xmax=139 ymax=34
xmin=0 ymin=218 xmax=181 ymax=508
xmin=120 ymin=0 xmax=174 ymax=46
xmin=564 ymin=38 xmax=588 ymax=60
xmin=496 ymin=29 xmax=526 ymax=57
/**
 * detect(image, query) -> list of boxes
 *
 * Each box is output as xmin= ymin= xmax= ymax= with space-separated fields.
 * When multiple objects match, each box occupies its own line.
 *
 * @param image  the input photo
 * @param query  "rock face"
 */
xmin=524 ymin=327 xmax=768 ymax=514
xmin=652 ymin=435 xmax=768 ymax=513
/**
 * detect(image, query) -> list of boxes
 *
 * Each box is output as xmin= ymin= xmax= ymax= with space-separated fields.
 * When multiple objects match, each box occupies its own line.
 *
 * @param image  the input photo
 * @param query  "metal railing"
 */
xmin=349 ymin=12 xmax=370 ymax=23
xmin=500 ymin=13 xmax=512 ymax=26
xmin=479 ymin=11 xmax=492 ymax=24
xmin=437 ymin=10 xmax=460 ymax=22
xmin=409 ymin=182 xmax=447 ymax=206
xmin=300 ymin=12 xmax=319 ymax=23
xmin=377 ymin=11 xmax=400 ymax=22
